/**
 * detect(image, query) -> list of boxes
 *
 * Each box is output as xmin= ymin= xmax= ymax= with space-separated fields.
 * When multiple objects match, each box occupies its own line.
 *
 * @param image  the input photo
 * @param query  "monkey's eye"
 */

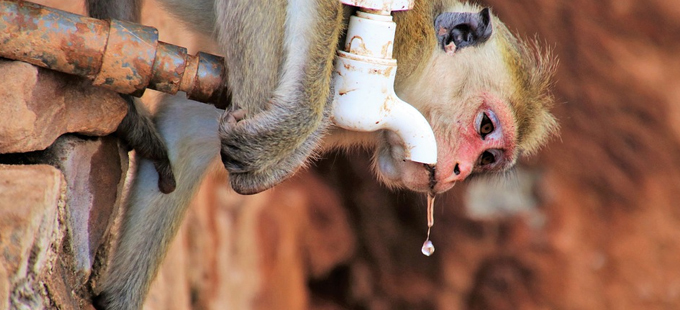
xmin=479 ymin=113 xmax=494 ymax=139
xmin=478 ymin=150 xmax=496 ymax=166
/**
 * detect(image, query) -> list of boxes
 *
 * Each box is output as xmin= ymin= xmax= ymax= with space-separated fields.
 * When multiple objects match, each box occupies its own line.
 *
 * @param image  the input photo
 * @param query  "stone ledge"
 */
xmin=0 ymin=60 xmax=127 ymax=154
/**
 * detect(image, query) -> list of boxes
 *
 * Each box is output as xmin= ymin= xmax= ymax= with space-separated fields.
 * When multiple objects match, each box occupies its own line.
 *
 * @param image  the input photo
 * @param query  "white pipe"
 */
xmin=340 ymin=0 xmax=413 ymax=12
xmin=331 ymin=2 xmax=437 ymax=164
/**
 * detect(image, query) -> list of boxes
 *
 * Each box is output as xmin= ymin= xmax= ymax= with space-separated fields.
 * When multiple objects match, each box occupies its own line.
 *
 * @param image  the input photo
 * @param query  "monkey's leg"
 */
xmin=94 ymin=96 xmax=222 ymax=310
xmin=217 ymin=0 xmax=343 ymax=194
xmin=116 ymin=96 xmax=176 ymax=193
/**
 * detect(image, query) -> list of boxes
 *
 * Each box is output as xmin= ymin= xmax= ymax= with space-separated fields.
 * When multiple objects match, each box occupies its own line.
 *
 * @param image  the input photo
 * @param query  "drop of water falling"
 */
xmin=421 ymin=193 xmax=437 ymax=257
xmin=421 ymin=240 xmax=435 ymax=256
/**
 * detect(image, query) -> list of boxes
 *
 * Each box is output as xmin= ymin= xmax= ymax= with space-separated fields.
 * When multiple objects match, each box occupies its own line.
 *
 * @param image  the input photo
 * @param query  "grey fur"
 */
xmin=95 ymin=97 xmax=221 ymax=310
xmin=87 ymin=0 xmax=141 ymax=21
xmin=214 ymin=0 xmax=342 ymax=194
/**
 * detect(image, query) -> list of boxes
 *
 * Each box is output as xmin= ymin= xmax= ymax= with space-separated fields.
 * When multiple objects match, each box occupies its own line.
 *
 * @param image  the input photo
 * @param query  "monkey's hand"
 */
xmin=219 ymin=103 xmax=328 ymax=195
xmin=117 ymin=95 xmax=176 ymax=194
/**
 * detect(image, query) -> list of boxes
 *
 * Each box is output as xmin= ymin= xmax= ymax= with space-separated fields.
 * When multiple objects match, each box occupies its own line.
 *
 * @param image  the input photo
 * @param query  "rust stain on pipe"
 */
xmin=190 ymin=52 xmax=225 ymax=103
xmin=0 ymin=0 xmax=226 ymax=105
xmin=0 ymin=1 xmax=108 ymax=77
xmin=150 ymin=42 xmax=187 ymax=94
xmin=92 ymin=19 xmax=157 ymax=93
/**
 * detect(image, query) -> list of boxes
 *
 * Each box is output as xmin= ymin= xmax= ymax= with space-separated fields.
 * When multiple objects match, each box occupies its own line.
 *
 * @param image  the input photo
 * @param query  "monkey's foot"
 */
xmin=218 ymin=108 xmax=324 ymax=195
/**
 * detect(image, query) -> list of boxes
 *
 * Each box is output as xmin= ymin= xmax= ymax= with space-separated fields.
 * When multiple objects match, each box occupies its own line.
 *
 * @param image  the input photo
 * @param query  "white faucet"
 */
xmin=332 ymin=0 xmax=437 ymax=165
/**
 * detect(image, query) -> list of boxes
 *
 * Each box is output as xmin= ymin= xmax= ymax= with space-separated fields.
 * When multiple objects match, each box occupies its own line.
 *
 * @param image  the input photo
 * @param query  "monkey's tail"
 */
xmin=95 ymin=95 xmax=222 ymax=310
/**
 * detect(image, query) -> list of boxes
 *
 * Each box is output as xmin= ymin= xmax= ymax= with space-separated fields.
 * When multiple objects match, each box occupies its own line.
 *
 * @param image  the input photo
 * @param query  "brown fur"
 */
xmin=394 ymin=1 xmax=557 ymax=156
xmin=500 ymin=33 xmax=558 ymax=155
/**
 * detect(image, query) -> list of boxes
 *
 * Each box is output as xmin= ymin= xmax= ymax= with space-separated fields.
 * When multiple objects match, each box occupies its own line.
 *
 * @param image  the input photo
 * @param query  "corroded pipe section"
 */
xmin=0 ymin=0 xmax=226 ymax=104
xmin=91 ymin=19 xmax=158 ymax=94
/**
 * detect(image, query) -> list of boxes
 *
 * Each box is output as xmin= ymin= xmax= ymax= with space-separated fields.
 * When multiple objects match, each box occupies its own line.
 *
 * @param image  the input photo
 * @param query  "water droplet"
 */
xmin=421 ymin=240 xmax=435 ymax=256
xmin=421 ymin=193 xmax=437 ymax=256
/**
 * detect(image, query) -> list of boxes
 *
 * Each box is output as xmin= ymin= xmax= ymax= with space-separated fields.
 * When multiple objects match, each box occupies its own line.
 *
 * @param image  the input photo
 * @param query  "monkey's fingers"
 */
xmin=218 ymin=114 xmax=327 ymax=195
xmin=220 ymin=141 xmax=254 ymax=174
xmin=226 ymin=109 xmax=247 ymax=126
xmin=154 ymin=160 xmax=176 ymax=194
xmin=117 ymin=95 xmax=177 ymax=194
xmin=228 ymin=165 xmax=291 ymax=195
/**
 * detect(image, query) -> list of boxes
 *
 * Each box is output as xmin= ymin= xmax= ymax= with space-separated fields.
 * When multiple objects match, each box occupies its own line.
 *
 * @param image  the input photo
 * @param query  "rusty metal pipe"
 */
xmin=0 ymin=0 xmax=226 ymax=105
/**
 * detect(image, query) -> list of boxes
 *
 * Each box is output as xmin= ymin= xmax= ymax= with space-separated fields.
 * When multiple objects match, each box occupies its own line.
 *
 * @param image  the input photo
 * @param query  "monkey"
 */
xmin=86 ymin=0 xmax=557 ymax=309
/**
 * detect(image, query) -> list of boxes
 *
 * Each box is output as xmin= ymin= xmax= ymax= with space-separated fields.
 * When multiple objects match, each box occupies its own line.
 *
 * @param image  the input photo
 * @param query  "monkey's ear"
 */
xmin=434 ymin=8 xmax=493 ymax=54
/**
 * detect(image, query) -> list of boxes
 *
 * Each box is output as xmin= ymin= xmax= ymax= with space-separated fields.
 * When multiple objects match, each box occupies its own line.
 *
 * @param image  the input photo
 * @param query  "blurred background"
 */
xmin=36 ymin=0 xmax=680 ymax=309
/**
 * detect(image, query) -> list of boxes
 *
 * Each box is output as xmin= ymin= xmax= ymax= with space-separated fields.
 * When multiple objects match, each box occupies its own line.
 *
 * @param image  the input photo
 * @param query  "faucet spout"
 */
xmin=331 ymin=50 xmax=437 ymax=164
xmin=382 ymin=94 xmax=438 ymax=164
xmin=331 ymin=7 xmax=437 ymax=165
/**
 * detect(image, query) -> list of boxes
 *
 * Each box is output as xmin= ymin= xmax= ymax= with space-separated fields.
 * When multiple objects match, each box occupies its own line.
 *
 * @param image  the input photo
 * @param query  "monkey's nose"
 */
xmin=441 ymin=162 xmax=472 ymax=183
xmin=430 ymin=161 xmax=473 ymax=193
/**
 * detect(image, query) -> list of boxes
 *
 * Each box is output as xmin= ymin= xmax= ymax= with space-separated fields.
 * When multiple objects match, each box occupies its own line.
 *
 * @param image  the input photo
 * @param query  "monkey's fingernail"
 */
xmin=232 ymin=109 xmax=247 ymax=120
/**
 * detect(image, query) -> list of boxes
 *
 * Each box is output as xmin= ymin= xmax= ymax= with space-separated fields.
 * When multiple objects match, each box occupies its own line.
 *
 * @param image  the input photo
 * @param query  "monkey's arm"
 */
xmin=216 ymin=0 xmax=343 ymax=194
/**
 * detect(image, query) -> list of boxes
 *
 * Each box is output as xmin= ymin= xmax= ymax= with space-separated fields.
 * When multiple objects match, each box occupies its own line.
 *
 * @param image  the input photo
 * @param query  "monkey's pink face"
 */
xmin=370 ymin=6 xmax=534 ymax=194
xmin=375 ymin=92 xmax=517 ymax=194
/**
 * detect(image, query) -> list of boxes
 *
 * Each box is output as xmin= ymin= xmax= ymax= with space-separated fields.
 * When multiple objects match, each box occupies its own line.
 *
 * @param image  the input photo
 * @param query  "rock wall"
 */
xmin=0 ymin=60 xmax=128 ymax=309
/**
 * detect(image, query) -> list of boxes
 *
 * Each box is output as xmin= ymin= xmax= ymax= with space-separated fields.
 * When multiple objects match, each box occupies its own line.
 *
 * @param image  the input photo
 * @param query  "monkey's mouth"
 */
xmin=376 ymin=143 xmax=402 ymax=183
xmin=374 ymin=132 xmax=433 ymax=193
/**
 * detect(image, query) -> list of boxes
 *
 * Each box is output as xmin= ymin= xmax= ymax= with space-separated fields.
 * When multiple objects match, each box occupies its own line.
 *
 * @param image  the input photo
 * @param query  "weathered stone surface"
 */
xmin=0 ymin=263 xmax=8 ymax=310
xmin=0 ymin=164 xmax=64 ymax=309
xmin=0 ymin=61 xmax=127 ymax=154
xmin=43 ymin=259 xmax=86 ymax=310
xmin=42 ymin=134 xmax=128 ymax=287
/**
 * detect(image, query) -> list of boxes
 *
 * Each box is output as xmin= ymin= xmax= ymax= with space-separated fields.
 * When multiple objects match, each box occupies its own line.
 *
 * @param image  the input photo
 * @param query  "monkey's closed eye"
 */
xmin=479 ymin=113 xmax=494 ymax=139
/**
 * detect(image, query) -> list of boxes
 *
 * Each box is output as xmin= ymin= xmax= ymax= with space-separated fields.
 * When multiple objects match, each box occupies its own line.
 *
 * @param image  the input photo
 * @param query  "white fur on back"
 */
xmin=274 ymin=0 xmax=318 ymax=99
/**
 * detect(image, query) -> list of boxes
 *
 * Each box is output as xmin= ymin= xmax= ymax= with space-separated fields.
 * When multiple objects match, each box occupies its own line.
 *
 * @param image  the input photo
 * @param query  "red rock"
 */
xmin=0 ymin=164 xmax=64 ymax=309
xmin=0 ymin=263 xmax=8 ymax=310
xmin=42 ymin=134 xmax=129 ymax=287
xmin=0 ymin=61 xmax=127 ymax=154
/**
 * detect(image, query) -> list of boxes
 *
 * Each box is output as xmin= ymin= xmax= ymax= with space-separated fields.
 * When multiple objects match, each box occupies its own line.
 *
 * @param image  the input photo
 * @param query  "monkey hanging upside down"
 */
xmin=87 ymin=0 xmax=558 ymax=309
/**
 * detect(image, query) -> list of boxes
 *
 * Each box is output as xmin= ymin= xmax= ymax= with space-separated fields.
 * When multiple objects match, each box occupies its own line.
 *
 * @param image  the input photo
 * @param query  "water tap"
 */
xmin=332 ymin=0 xmax=437 ymax=165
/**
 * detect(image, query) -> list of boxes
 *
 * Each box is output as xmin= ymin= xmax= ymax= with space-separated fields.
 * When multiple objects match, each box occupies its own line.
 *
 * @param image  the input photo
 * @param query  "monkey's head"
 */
xmin=375 ymin=2 xmax=558 ymax=194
